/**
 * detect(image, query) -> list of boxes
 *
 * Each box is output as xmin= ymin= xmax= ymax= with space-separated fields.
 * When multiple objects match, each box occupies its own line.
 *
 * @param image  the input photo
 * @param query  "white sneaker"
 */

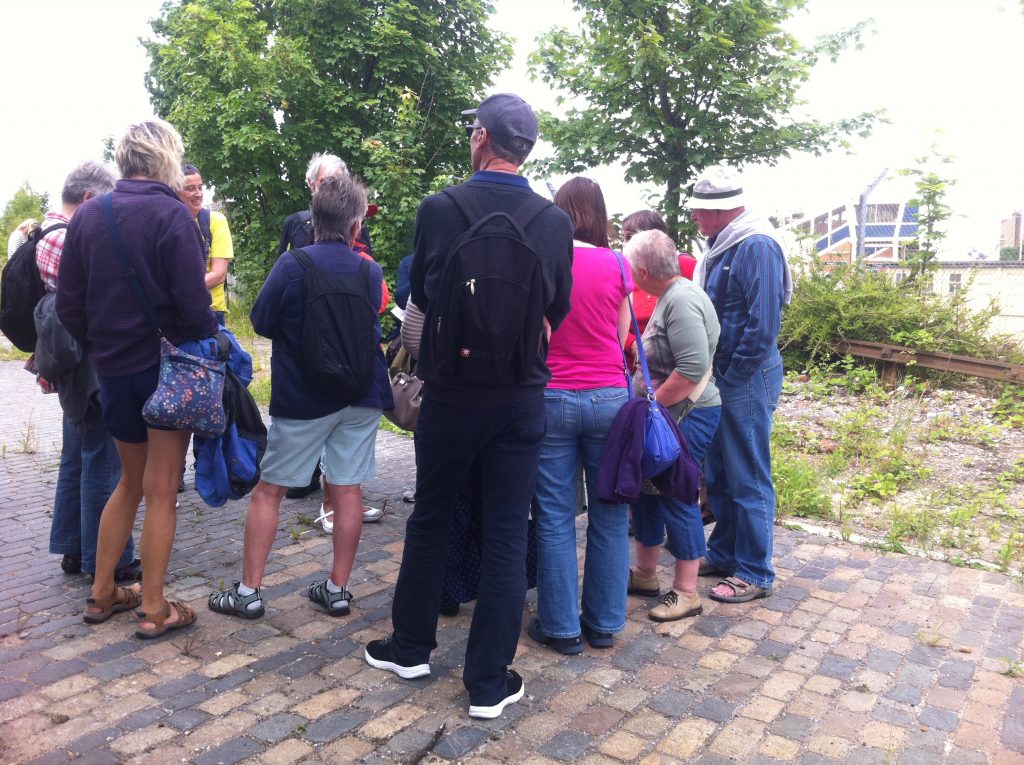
xmin=315 ymin=505 xmax=333 ymax=534
xmin=316 ymin=505 xmax=383 ymax=532
xmin=468 ymin=670 xmax=525 ymax=719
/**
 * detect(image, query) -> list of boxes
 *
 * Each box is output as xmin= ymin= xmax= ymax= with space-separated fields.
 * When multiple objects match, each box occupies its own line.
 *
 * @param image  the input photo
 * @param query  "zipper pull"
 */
xmin=466 ymin=278 xmax=475 ymax=295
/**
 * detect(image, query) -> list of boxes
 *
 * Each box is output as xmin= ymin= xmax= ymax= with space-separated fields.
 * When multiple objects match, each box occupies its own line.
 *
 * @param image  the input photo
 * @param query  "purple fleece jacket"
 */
xmin=56 ymin=179 xmax=217 ymax=377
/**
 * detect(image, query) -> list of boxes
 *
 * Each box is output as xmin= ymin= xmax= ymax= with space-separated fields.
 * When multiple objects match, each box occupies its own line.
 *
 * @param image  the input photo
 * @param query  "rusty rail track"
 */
xmin=834 ymin=339 xmax=1024 ymax=384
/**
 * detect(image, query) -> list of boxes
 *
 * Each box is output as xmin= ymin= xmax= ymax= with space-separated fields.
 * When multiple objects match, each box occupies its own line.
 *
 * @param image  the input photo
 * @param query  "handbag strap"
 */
xmin=614 ymin=254 xmax=656 ymax=402
xmin=101 ymin=192 xmax=162 ymax=337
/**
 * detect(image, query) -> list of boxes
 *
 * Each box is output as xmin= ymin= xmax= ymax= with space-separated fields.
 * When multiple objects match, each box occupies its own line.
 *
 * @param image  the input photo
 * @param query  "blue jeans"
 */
xmin=391 ymin=393 xmax=545 ymax=707
xmin=533 ymin=387 xmax=630 ymax=638
xmin=49 ymin=412 xmax=135 ymax=573
xmin=704 ymin=353 xmax=783 ymax=589
xmin=634 ymin=405 xmax=721 ymax=560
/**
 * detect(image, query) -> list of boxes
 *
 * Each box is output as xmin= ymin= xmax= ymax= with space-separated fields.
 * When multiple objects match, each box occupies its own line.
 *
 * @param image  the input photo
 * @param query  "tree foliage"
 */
xmin=999 ymin=246 xmax=1021 ymax=262
xmin=899 ymin=150 xmax=955 ymax=278
xmin=1 ymin=183 xmax=48 ymax=262
xmin=529 ymin=0 xmax=878 ymax=238
xmin=144 ymin=0 xmax=511 ymax=295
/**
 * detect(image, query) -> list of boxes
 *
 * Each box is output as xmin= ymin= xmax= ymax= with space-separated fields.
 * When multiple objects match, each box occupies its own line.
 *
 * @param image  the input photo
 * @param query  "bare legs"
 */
xmin=635 ymin=544 xmax=699 ymax=598
xmin=240 ymin=480 xmax=364 ymax=589
xmin=90 ymin=428 xmax=190 ymax=630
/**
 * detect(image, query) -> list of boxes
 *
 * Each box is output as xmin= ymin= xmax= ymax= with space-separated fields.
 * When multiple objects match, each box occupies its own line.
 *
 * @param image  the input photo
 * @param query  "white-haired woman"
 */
xmin=623 ymin=229 xmax=721 ymax=621
xmin=57 ymin=119 xmax=217 ymax=639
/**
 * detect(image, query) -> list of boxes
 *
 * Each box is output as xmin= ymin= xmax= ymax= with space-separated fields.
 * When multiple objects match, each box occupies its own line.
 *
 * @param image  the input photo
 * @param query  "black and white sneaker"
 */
xmin=468 ymin=670 xmax=525 ymax=719
xmin=364 ymin=636 xmax=430 ymax=679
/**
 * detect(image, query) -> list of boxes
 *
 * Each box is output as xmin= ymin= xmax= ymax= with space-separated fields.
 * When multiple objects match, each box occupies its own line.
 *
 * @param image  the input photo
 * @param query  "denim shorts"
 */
xmin=98 ymin=364 xmax=169 ymax=443
xmin=260 ymin=406 xmax=382 ymax=487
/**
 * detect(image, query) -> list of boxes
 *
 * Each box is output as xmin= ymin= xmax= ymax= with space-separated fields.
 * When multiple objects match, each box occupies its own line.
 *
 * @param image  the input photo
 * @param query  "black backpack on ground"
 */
xmin=0 ymin=223 xmax=67 ymax=352
xmin=425 ymin=186 xmax=551 ymax=386
xmin=291 ymin=248 xmax=377 ymax=402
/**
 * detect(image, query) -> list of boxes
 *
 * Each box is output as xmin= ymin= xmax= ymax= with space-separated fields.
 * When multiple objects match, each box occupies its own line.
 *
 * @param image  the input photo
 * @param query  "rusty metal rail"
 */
xmin=834 ymin=339 xmax=1024 ymax=384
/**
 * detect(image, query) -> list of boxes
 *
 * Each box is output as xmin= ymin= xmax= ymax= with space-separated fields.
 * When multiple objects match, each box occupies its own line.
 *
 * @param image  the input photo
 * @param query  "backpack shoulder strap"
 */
xmin=197 ymin=208 xmax=213 ymax=247
xmin=442 ymin=185 xmax=485 ymax=227
xmin=291 ymin=248 xmax=313 ymax=272
xmin=512 ymin=194 xmax=552 ymax=232
xmin=33 ymin=223 xmax=68 ymax=241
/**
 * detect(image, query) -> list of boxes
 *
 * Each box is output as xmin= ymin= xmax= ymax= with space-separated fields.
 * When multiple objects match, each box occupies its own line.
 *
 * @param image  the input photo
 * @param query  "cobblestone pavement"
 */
xmin=1 ymin=358 xmax=1023 ymax=765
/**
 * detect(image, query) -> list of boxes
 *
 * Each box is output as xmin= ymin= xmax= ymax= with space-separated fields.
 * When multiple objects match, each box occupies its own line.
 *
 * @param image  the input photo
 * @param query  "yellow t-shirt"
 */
xmin=199 ymin=210 xmax=234 ymax=312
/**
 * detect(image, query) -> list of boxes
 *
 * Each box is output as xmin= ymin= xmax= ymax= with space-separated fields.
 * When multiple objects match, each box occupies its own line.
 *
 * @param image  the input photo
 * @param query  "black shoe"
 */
xmin=469 ymin=670 xmax=525 ymax=719
xmin=526 ymin=616 xmax=583 ymax=655
xmin=114 ymin=558 xmax=142 ymax=582
xmin=61 ymin=554 xmax=82 ymax=574
xmin=285 ymin=464 xmax=322 ymax=500
xmin=439 ymin=602 xmax=460 ymax=617
xmin=580 ymin=620 xmax=614 ymax=649
xmin=364 ymin=636 xmax=430 ymax=679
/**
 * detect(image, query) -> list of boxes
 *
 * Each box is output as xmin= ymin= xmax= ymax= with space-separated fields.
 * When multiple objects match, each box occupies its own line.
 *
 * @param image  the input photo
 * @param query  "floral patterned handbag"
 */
xmin=101 ymin=194 xmax=226 ymax=437
xmin=141 ymin=337 xmax=226 ymax=438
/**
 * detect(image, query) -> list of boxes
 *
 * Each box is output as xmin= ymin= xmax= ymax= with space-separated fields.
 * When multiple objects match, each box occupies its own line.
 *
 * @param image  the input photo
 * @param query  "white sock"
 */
xmin=325 ymin=578 xmax=344 ymax=593
xmin=237 ymin=582 xmax=262 ymax=611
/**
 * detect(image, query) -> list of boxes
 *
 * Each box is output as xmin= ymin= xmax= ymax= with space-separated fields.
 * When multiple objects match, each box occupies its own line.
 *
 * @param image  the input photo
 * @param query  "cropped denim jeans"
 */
xmin=633 ymin=405 xmax=721 ymax=560
xmin=533 ymin=386 xmax=630 ymax=638
xmin=704 ymin=353 xmax=784 ymax=589
xmin=49 ymin=411 xmax=135 ymax=574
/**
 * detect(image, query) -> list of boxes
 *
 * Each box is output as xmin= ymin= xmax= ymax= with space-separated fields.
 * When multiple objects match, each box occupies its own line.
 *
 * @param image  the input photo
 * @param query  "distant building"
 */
xmin=874 ymin=261 xmax=1024 ymax=336
xmin=785 ymin=200 xmax=919 ymax=265
xmin=1000 ymin=211 xmax=1022 ymax=250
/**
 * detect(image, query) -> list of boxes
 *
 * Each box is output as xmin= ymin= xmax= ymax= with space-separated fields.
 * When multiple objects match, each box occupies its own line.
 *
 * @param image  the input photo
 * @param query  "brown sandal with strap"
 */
xmin=83 ymin=584 xmax=142 ymax=624
xmin=135 ymin=600 xmax=197 ymax=640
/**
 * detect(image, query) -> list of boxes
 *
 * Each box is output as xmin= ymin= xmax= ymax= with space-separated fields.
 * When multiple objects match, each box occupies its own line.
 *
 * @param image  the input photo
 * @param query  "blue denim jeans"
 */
xmin=391 ymin=393 xmax=545 ymax=707
xmin=533 ymin=386 xmax=630 ymax=638
xmin=704 ymin=353 xmax=783 ymax=589
xmin=49 ymin=412 xmax=135 ymax=573
xmin=634 ymin=405 xmax=721 ymax=560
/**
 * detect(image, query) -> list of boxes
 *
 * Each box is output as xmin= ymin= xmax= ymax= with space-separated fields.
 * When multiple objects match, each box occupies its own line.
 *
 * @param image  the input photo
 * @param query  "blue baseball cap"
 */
xmin=462 ymin=93 xmax=538 ymax=151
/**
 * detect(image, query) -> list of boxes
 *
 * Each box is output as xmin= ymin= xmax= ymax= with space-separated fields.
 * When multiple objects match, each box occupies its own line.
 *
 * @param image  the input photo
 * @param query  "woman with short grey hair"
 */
xmin=622 ymin=229 xmax=722 ymax=622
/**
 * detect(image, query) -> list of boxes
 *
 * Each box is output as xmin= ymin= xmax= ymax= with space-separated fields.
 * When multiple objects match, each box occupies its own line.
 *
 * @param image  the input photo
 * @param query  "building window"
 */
xmin=948 ymin=273 xmax=961 ymax=294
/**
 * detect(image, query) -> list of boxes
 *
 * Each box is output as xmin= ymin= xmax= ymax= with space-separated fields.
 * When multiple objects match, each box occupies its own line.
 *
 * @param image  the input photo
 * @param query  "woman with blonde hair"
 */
xmin=57 ymin=119 xmax=217 ymax=639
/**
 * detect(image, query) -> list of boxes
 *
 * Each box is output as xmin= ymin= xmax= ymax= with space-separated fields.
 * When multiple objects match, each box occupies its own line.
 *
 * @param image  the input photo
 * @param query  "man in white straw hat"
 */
xmin=689 ymin=165 xmax=792 ymax=604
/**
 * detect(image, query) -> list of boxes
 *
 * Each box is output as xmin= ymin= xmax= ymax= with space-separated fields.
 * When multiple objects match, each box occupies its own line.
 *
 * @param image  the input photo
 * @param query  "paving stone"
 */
xmin=817 ymin=656 xmax=858 ymax=681
xmin=692 ymin=696 xmax=736 ymax=723
xmin=66 ymin=727 xmax=122 ymax=755
xmin=433 ymin=726 xmax=490 ymax=759
xmin=1003 ymin=714 xmax=1024 ymax=752
xmin=538 ymin=730 xmax=594 ymax=762
xmin=646 ymin=688 xmax=695 ymax=718
xmin=937 ymin=658 xmax=976 ymax=689
xmin=164 ymin=707 xmax=212 ymax=731
xmin=193 ymin=736 xmax=263 ymax=765
xmin=88 ymin=656 xmax=148 ymax=681
xmin=304 ymin=708 xmax=371 ymax=743
xmin=693 ymin=616 xmax=733 ymax=638
xmin=147 ymin=671 xmax=209 ymax=700
xmin=27 ymin=658 xmax=89 ymax=684
xmin=0 ymin=679 xmax=32 ymax=702
xmin=864 ymin=648 xmax=903 ymax=673
xmin=917 ymin=705 xmax=958 ymax=732
xmin=770 ymin=714 xmax=817 ymax=742
xmin=71 ymin=751 xmax=121 ymax=765
xmin=251 ymin=712 xmax=308 ymax=742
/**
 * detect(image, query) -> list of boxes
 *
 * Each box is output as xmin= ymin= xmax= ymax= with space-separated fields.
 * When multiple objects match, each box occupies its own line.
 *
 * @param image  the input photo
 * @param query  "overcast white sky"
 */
xmin=2 ymin=0 xmax=1023 ymax=256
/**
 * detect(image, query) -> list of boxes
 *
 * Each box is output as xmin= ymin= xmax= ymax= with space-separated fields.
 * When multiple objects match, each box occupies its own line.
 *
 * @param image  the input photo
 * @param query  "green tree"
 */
xmin=1000 ymin=246 xmax=1021 ymax=261
xmin=529 ymin=0 xmax=877 ymax=238
xmin=144 ymin=0 xmax=511 ymax=295
xmin=1 ymin=183 xmax=48 ymax=262
xmin=900 ymin=151 xmax=955 ymax=279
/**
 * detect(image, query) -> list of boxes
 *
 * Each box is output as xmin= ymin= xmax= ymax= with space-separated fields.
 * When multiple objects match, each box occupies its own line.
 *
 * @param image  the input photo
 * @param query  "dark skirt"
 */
xmin=440 ymin=462 xmax=539 ymax=611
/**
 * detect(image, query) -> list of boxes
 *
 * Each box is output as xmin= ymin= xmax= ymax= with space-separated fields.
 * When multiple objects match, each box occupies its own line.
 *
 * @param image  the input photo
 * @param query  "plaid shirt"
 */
xmin=35 ymin=211 xmax=70 ymax=292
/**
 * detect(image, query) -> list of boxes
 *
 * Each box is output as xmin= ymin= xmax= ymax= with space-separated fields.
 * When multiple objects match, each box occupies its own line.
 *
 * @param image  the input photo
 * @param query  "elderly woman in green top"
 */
xmin=623 ymin=229 xmax=722 ymax=622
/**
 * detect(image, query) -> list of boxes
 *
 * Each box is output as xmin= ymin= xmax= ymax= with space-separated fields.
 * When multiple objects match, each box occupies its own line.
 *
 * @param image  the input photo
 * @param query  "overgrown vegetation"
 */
xmin=779 ymin=258 xmax=1024 ymax=367
xmin=773 ymin=360 xmax=1024 ymax=579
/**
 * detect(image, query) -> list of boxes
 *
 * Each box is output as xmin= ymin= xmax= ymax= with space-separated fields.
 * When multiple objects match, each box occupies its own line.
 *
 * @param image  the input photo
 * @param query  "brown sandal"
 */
xmin=135 ymin=600 xmax=197 ymax=640
xmin=84 ymin=584 xmax=142 ymax=624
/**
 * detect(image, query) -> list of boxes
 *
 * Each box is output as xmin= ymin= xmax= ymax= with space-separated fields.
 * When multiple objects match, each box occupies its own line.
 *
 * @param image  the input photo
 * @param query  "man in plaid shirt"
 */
xmin=35 ymin=161 xmax=137 ymax=580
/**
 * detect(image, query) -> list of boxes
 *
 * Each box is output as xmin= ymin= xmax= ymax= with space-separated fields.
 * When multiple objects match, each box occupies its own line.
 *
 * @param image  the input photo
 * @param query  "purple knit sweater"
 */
xmin=56 ymin=179 xmax=217 ymax=377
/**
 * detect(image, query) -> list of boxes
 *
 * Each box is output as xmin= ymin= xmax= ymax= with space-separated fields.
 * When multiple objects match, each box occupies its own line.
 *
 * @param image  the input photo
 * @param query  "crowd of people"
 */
xmin=23 ymin=91 xmax=789 ymax=719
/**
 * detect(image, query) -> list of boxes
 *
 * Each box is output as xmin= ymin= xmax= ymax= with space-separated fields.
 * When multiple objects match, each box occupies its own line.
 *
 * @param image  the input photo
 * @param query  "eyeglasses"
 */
xmin=464 ymin=123 xmax=482 ymax=140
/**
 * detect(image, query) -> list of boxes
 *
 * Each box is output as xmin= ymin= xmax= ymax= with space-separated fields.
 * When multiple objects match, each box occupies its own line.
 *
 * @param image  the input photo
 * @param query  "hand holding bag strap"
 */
xmin=100 ymin=193 xmax=162 ymax=338
xmin=614 ymin=253 xmax=657 ymax=402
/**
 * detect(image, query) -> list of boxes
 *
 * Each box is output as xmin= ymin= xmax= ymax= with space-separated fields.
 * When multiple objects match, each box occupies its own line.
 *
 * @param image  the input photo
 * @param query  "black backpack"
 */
xmin=0 ymin=223 xmax=67 ymax=352
xmin=292 ymin=248 xmax=378 ymax=402
xmin=425 ymin=187 xmax=551 ymax=386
